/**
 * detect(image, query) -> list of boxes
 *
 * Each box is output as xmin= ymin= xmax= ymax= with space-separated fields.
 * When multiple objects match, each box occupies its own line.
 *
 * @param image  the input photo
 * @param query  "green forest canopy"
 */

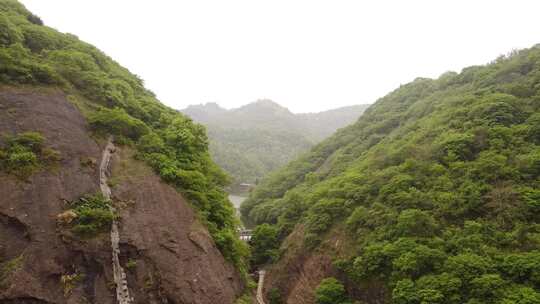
xmin=242 ymin=45 xmax=540 ymax=303
xmin=182 ymin=101 xmax=368 ymax=186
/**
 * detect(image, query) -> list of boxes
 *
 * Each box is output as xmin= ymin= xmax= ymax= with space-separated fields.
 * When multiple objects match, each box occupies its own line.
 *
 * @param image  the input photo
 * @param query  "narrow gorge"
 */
xmin=2 ymin=1 xmax=540 ymax=304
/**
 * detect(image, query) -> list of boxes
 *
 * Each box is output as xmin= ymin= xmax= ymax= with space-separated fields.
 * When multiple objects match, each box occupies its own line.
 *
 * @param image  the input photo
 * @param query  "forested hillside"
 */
xmin=0 ymin=0 xmax=247 ymax=275
xmin=182 ymin=100 xmax=368 ymax=186
xmin=242 ymin=45 xmax=540 ymax=303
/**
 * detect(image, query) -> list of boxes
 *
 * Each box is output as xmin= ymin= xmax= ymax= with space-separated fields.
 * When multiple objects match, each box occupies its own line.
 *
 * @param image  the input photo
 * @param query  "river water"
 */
xmin=229 ymin=194 xmax=249 ymax=230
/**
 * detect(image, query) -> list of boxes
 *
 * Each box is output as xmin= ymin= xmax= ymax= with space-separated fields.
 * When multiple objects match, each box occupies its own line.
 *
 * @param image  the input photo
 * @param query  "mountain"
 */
xmin=182 ymin=101 xmax=369 ymax=187
xmin=242 ymin=46 xmax=540 ymax=303
xmin=298 ymin=105 xmax=374 ymax=140
xmin=0 ymin=1 xmax=247 ymax=303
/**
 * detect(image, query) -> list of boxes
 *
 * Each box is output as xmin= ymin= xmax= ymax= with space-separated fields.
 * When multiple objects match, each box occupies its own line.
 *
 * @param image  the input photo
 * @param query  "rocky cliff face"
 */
xmin=262 ymin=226 xmax=388 ymax=304
xmin=0 ymin=87 xmax=243 ymax=303
xmin=262 ymin=226 xmax=339 ymax=304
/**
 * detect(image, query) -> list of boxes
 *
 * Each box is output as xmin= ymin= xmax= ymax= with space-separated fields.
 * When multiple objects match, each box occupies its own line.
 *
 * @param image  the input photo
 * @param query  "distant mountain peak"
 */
xmin=235 ymin=99 xmax=289 ymax=112
xmin=182 ymin=102 xmax=227 ymax=122
xmin=180 ymin=99 xmax=369 ymax=185
xmin=186 ymin=102 xmax=226 ymax=111
xmin=232 ymin=99 xmax=294 ymax=119
xmin=252 ymin=99 xmax=283 ymax=108
xmin=205 ymin=102 xmax=224 ymax=109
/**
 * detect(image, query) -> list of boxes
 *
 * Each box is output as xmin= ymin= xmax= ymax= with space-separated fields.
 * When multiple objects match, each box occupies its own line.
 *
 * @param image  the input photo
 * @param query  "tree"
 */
xmin=501 ymin=286 xmax=540 ymax=304
xmin=250 ymin=224 xmax=279 ymax=266
xmin=395 ymin=209 xmax=438 ymax=237
xmin=315 ymin=277 xmax=350 ymax=304
xmin=470 ymin=274 xmax=506 ymax=300
xmin=392 ymin=279 xmax=418 ymax=304
xmin=443 ymin=253 xmax=492 ymax=283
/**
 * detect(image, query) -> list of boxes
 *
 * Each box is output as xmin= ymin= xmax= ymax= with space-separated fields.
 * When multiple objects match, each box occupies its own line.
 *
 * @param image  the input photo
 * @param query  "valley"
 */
xmin=1 ymin=1 xmax=540 ymax=304
xmin=182 ymin=101 xmax=369 ymax=189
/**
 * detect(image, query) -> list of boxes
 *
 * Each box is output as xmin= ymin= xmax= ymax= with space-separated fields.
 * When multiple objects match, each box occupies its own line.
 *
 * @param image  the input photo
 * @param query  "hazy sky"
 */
xmin=20 ymin=1 xmax=540 ymax=113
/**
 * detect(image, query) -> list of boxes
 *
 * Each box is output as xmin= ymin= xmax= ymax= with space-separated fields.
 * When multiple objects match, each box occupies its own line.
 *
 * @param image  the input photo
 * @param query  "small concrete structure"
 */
xmin=238 ymin=183 xmax=255 ymax=192
xmin=239 ymin=229 xmax=252 ymax=241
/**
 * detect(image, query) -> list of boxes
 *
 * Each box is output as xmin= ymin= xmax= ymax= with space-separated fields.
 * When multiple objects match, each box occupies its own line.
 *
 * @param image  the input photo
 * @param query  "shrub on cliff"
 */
xmin=0 ymin=131 xmax=61 ymax=178
xmin=214 ymin=229 xmax=250 ymax=273
xmin=89 ymin=107 xmax=149 ymax=141
xmin=69 ymin=194 xmax=116 ymax=237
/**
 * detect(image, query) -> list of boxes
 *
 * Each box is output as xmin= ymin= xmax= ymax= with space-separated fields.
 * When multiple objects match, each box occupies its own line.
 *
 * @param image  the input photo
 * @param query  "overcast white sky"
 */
xmin=19 ymin=1 xmax=540 ymax=113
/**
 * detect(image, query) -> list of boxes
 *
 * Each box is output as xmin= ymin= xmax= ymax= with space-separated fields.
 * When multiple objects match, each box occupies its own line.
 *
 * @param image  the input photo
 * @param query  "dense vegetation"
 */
xmin=209 ymin=125 xmax=312 ymax=188
xmin=243 ymin=45 xmax=540 ymax=302
xmin=0 ymin=0 xmax=247 ymax=273
xmin=315 ymin=278 xmax=351 ymax=304
xmin=68 ymin=194 xmax=116 ymax=237
xmin=182 ymin=101 xmax=368 ymax=186
xmin=0 ymin=131 xmax=61 ymax=178
xmin=249 ymin=223 xmax=280 ymax=266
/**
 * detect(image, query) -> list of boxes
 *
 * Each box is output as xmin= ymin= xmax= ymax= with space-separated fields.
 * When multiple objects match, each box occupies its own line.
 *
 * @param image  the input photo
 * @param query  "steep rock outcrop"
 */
xmin=0 ymin=87 xmax=243 ymax=303
xmin=262 ymin=226 xmax=387 ymax=304
xmin=262 ymin=227 xmax=338 ymax=304
xmin=109 ymin=145 xmax=243 ymax=303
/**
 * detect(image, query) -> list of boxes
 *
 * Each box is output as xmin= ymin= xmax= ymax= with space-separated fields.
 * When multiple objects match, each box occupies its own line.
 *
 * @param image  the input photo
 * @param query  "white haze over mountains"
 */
xmin=20 ymin=0 xmax=540 ymax=113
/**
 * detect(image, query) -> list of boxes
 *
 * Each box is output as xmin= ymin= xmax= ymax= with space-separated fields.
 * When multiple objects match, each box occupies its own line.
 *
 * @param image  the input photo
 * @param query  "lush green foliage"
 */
xmin=315 ymin=277 xmax=351 ymax=304
xmin=244 ymin=46 xmax=540 ymax=302
xmin=249 ymin=223 xmax=280 ymax=266
xmin=69 ymin=194 xmax=116 ymax=237
xmin=209 ymin=127 xmax=312 ymax=187
xmin=0 ymin=1 xmax=247 ymax=272
xmin=233 ymin=278 xmax=258 ymax=304
xmin=89 ymin=107 xmax=149 ymax=142
xmin=182 ymin=101 xmax=368 ymax=186
xmin=0 ymin=131 xmax=60 ymax=178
